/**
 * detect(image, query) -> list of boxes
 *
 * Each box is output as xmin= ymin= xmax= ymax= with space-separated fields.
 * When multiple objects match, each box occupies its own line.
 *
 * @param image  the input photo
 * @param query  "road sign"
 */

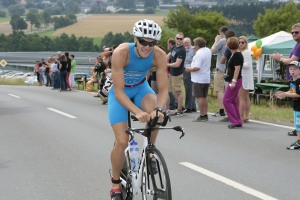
xmin=1 ymin=59 xmax=7 ymax=67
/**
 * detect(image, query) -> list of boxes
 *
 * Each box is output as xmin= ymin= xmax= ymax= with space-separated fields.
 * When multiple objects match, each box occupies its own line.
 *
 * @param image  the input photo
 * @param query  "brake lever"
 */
xmin=172 ymin=126 xmax=185 ymax=139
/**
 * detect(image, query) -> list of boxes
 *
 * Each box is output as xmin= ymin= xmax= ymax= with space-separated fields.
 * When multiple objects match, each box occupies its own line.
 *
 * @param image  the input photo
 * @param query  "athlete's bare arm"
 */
xmin=153 ymin=46 xmax=168 ymax=109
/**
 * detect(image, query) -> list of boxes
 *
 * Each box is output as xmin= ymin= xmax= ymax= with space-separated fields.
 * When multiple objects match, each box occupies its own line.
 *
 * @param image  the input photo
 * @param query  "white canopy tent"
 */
xmin=248 ymin=31 xmax=293 ymax=83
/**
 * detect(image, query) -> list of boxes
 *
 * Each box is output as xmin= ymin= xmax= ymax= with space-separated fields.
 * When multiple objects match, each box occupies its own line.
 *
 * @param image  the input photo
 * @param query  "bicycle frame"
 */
xmin=120 ymin=108 xmax=185 ymax=200
xmin=122 ymin=135 xmax=150 ymax=198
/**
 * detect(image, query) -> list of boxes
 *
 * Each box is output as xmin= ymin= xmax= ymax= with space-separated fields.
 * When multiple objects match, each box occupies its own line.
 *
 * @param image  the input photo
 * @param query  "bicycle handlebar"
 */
xmin=126 ymin=108 xmax=185 ymax=141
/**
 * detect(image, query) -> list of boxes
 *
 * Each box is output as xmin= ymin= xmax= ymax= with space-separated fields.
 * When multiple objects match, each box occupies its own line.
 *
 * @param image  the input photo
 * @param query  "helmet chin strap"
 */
xmin=134 ymin=42 xmax=143 ymax=58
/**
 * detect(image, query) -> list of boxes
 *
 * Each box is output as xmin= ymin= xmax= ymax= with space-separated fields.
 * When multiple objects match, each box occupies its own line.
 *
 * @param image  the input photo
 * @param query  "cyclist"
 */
xmin=108 ymin=19 xmax=169 ymax=200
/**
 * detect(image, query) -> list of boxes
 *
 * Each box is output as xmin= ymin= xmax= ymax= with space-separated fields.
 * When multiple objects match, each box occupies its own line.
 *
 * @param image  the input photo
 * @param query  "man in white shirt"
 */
xmin=185 ymin=37 xmax=212 ymax=122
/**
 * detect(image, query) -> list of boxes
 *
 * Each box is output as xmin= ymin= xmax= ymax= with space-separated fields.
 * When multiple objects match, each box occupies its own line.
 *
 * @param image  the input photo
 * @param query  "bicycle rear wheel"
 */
xmin=142 ymin=147 xmax=172 ymax=200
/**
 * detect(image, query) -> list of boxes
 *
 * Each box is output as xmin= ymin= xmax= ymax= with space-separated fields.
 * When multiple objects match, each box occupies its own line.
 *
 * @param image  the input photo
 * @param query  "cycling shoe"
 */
xmin=110 ymin=188 xmax=123 ymax=200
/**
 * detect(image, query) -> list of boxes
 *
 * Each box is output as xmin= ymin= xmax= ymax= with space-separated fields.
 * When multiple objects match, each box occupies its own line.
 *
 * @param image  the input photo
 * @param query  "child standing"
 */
xmin=275 ymin=61 xmax=300 ymax=150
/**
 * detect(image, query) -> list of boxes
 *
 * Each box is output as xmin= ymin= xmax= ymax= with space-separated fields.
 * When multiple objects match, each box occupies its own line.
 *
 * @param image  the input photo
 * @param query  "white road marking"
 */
xmin=47 ymin=108 xmax=77 ymax=119
xmin=247 ymin=119 xmax=293 ymax=129
xmin=180 ymin=162 xmax=278 ymax=200
xmin=8 ymin=94 xmax=20 ymax=98
xmin=208 ymin=112 xmax=294 ymax=130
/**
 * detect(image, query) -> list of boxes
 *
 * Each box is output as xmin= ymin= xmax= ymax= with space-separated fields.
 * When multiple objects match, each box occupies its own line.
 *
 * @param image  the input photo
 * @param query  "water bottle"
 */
xmin=129 ymin=140 xmax=140 ymax=172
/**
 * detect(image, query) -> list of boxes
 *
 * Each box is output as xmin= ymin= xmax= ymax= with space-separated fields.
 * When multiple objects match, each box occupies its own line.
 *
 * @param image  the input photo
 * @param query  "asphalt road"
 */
xmin=0 ymin=85 xmax=299 ymax=200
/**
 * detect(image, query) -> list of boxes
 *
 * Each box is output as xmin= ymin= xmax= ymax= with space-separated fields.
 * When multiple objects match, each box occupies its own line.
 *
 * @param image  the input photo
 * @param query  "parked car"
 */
xmin=0 ymin=70 xmax=14 ymax=77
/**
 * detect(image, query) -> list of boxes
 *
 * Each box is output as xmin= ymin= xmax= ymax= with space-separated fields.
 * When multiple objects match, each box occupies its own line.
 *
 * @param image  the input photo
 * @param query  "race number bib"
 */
xmin=102 ymin=76 xmax=113 ymax=96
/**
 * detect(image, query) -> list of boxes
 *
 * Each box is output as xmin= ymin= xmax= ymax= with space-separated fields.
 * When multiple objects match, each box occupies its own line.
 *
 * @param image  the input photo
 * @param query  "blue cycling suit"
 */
xmin=108 ymin=43 xmax=156 ymax=125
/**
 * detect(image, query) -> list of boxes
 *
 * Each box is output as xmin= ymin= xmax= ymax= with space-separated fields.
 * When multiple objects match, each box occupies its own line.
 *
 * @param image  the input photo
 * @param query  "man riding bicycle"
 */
xmin=108 ymin=19 xmax=169 ymax=200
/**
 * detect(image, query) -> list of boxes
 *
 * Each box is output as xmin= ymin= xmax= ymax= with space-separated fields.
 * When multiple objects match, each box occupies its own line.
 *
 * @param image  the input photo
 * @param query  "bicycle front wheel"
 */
xmin=142 ymin=147 xmax=172 ymax=200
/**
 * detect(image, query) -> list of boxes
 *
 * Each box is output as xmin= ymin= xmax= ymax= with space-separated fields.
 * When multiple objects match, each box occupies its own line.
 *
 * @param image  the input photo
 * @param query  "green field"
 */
xmin=0 ymin=9 xmax=10 ymax=23
xmin=35 ymin=30 xmax=56 ymax=39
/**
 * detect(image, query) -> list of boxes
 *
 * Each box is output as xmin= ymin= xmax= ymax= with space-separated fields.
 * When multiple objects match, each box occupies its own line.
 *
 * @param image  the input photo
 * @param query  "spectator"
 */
xmin=102 ymin=51 xmax=112 ymax=69
xmin=95 ymin=56 xmax=106 ymax=79
xmin=166 ymin=38 xmax=177 ymax=111
xmin=185 ymin=37 xmax=211 ymax=122
xmin=59 ymin=54 xmax=68 ymax=92
xmin=274 ymin=61 xmax=300 ymax=149
xmin=166 ymin=32 xmax=186 ymax=116
xmin=44 ymin=59 xmax=51 ymax=86
xmin=219 ymin=30 xmax=236 ymax=122
xmin=86 ymin=67 xmax=97 ymax=92
xmin=271 ymin=23 xmax=300 ymax=136
xmin=69 ymin=55 xmax=76 ymax=89
xmin=238 ymin=36 xmax=254 ymax=123
xmin=34 ymin=60 xmax=40 ymax=83
xmin=211 ymin=26 xmax=228 ymax=117
xmin=65 ymin=52 xmax=72 ymax=91
xmin=57 ymin=51 xmax=62 ymax=88
xmin=99 ymin=68 xmax=112 ymax=105
xmin=223 ymin=37 xmax=243 ymax=129
xmin=46 ymin=57 xmax=52 ymax=87
xmin=51 ymin=56 xmax=60 ymax=90
xmin=38 ymin=62 xmax=44 ymax=86
xmin=183 ymin=37 xmax=197 ymax=113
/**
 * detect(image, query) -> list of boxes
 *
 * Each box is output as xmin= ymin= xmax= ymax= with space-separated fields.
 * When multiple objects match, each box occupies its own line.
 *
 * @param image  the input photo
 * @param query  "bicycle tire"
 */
xmin=121 ymin=153 xmax=133 ymax=200
xmin=142 ymin=147 xmax=172 ymax=200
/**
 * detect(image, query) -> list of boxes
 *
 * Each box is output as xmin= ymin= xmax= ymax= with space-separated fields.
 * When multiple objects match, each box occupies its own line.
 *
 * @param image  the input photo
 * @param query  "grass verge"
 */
xmin=207 ymin=94 xmax=293 ymax=124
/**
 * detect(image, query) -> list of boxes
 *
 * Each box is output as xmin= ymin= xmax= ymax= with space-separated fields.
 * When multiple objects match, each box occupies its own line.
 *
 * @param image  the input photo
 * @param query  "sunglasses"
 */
xmin=291 ymin=31 xmax=299 ymax=35
xmin=137 ymin=38 xmax=156 ymax=47
xmin=239 ymin=41 xmax=245 ymax=44
xmin=176 ymin=37 xmax=183 ymax=40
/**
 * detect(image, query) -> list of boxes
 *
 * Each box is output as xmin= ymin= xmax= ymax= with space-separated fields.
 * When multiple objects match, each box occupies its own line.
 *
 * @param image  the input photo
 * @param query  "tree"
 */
xmin=163 ymin=6 xmax=194 ymax=39
xmin=40 ymin=11 xmax=52 ymax=27
xmin=79 ymin=37 xmax=95 ymax=52
xmin=116 ymin=0 xmax=135 ymax=9
xmin=10 ymin=15 xmax=28 ymax=32
xmin=26 ymin=12 xmax=38 ymax=31
xmin=0 ymin=10 xmax=6 ymax=17
xmin=28 ymin=34 xmax=45 ymax=51
xmin=253 ymin=1 xmax=300 ymax=37
xmin=123 ymin=31 xmax=134 ymax=42
xmin=190 ymin=11 xmax=228 ymax=46
xmin=68 ymin=34 xmax=80 ymax=51
xmin=163 ymin=5 xmax=228 ymax=46
xmin=28 ymin=7 xmax=39 ymax=14
xmin=143 ymin=7 xmax=155 ymax=14
xmin=25 ymin=2 xmax=36 ymax=9
xmin=0 ymin=33 xmax=7 ymax=51
xmin=8 ymin=4 xmax=26 ymax=16
xmin=1 ymin=0 xmax=18 ymax=7
xmin=144 ymin=0 xmax=158 ymax=9
xmin=18 ymin=37 xmax=31 ymax=51
xmin=41 ymin=36 xmax=52 ymax=51
xmin=162 ymin=0 xmax=173 ymax=3
xmin=101 ymin=31 xmax=114 ymax=47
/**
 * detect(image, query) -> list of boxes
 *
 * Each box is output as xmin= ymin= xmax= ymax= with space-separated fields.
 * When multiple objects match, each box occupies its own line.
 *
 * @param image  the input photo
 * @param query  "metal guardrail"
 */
xmin=0 ymin=52 xmax=101 ymax=75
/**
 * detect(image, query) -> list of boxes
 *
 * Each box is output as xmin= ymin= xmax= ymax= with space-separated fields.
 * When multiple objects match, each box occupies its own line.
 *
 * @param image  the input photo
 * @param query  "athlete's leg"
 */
xmin=111 ymin=122 xmax=129 ymax=189
xmin=140 ymin=93 xmax=159 ymax=144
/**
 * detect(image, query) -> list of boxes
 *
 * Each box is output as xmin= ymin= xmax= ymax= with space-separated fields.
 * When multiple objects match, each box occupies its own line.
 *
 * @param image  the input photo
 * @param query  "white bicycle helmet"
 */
xmin=133 ymin=19 xmax=162 ymax=41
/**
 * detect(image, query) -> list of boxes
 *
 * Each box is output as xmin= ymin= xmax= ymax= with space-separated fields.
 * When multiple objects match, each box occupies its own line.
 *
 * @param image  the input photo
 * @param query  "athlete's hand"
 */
xmin=135 ymin=111 xmax=151 ymax=123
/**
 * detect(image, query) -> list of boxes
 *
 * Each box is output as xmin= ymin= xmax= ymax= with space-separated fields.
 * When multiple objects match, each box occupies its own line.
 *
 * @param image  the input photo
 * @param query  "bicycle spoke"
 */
xmin=141 ymin=147 xmax=172 ymax=200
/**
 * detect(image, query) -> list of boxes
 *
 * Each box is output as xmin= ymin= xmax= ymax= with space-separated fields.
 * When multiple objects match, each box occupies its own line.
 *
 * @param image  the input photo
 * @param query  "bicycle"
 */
xmin=119 ymin=107 xmax=185 ymax=200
